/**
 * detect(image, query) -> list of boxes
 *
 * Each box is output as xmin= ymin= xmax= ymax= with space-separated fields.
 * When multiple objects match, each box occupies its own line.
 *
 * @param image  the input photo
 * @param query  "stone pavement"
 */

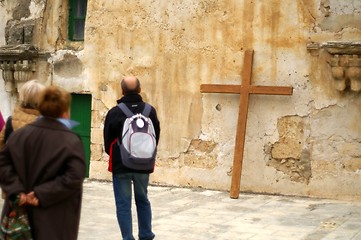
xmin=79 ymin=179 xmax=361 ymax=240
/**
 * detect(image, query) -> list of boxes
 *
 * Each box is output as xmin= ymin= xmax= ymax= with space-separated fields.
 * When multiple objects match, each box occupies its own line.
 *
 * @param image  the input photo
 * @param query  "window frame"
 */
xmin=68 ymin=0 xmax=87 ymax=41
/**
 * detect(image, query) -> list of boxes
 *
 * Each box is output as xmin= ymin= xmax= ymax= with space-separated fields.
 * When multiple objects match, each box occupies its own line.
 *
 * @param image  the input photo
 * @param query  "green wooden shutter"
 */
xmin=68 ymin=0 xmax=87 ymax=41
xmin=70 ymin=94 xmax=91 ymax=177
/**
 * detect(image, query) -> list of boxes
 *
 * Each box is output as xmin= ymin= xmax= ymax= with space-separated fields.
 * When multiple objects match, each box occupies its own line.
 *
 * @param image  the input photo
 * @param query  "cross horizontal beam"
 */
xmin=200 ymin=84 xmax=293 ymax=95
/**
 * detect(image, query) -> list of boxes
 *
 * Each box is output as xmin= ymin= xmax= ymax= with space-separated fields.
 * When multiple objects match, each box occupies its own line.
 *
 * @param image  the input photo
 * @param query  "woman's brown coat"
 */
xmin=0 ymin=117 xmax=86 ymax=240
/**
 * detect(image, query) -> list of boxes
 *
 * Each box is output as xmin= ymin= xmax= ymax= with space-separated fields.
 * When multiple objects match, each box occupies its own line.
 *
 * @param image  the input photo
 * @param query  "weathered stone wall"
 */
xmin=0 ymin=0 xmax=52 ymax=116
xmin=0 ymin=0 xmax=13 ymax=117
xmin=83 ymin=0 xmax=361 ymax=200
xmin=0 ymin=0 xmax=361 ymax=200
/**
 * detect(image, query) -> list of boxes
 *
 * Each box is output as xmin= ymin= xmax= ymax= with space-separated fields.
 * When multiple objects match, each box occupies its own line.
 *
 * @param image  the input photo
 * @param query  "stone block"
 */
xmin=91 ymin=127 xmax=104 ymax=144
xmin=91 ymin=144 xmax=103 ymax=161
xmin=89 ymin=161 xmax=112 ymax=181
xmin=341 ymin=158 xmax=361 ymax=172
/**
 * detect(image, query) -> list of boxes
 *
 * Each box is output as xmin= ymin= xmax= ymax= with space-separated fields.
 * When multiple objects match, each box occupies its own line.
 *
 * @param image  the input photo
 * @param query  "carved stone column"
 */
xmin=347 ymin=55 xmax=361 ymax=91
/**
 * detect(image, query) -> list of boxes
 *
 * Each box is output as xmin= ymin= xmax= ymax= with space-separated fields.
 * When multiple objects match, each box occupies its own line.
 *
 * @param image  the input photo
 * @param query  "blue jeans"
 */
xmin=112 ymin=173 xmax=155 ymax=240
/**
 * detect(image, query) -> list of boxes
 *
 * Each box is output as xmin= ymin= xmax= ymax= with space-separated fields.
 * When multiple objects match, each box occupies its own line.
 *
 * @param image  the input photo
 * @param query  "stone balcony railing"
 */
xmin=307 ymin=41 xmax=361 ymax=92
xmin=0 ymin=44 xmax=49 ymax=92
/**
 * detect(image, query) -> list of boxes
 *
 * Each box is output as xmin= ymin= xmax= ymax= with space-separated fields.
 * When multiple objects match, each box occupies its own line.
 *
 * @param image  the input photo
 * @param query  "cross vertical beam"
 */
xmin=200 ymin=50 xmax=293 ymax=199
xmin=230 ymin=50 xmax=253 ymax=199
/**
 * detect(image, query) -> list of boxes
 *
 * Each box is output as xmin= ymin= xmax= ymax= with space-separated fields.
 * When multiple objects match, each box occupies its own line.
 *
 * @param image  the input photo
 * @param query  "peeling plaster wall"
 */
xmin=84 ymin=0 xmax=361 ymax=200
xmin=84 ymin=1 xmax=306 ymax=197
xmin=1 ymin=0 xmax=361 ymax=200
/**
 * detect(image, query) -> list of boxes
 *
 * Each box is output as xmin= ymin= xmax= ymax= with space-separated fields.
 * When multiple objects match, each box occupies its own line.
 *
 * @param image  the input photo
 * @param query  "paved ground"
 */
xmin=78 ymin=179 xmax=361 ymax=240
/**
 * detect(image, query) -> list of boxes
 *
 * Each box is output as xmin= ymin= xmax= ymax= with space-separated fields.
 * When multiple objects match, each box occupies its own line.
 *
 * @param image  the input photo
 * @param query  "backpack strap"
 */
xmin=142 ymin=104 xmax=151 ymax=117
xmin=117 ymin=103 xmax=134 ymax=118
xmin=118 ymin=103 xmax=152 ymax=117
xmin=4 ymin=116 xmax=13 ymax=143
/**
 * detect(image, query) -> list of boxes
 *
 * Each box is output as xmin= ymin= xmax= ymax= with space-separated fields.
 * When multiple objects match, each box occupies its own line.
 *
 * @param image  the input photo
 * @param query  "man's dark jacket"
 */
xmin=103 ymin=93 xmax=160 ymax=174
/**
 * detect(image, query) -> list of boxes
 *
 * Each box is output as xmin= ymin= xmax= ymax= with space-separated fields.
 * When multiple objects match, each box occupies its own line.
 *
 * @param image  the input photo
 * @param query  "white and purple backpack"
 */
xmin=117 ymin=103 xmax=157 ymax=170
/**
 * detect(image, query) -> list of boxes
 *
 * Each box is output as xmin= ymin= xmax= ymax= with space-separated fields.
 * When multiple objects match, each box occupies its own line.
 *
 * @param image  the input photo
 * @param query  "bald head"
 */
xmin=121 ymin=76 xmax=141 ymax=95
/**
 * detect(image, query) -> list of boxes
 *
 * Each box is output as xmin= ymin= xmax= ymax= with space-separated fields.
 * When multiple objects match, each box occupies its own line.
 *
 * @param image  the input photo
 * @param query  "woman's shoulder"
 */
xmin=11 ymin=106 xmax=40 ymax=130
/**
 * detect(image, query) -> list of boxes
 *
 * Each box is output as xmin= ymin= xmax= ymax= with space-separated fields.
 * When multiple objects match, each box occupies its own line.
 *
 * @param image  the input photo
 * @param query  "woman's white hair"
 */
xmin=19 ymin=80 xmax=45 ymax=109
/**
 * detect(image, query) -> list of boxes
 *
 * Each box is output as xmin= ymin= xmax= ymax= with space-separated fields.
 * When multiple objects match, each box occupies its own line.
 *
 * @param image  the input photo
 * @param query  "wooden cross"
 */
xmin=200 ymin=49 xmax=293 ymax=199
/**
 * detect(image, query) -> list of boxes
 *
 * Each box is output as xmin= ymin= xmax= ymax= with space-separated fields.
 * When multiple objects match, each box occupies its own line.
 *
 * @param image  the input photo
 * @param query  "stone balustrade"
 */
xmin=307 ymin=41 xmax=361 ymax=92
xmin=0 ymin=44 xmax=48 ymax=92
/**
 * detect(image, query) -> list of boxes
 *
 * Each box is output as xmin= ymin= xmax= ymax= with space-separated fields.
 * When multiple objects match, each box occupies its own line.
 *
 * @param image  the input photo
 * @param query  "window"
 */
xmin=68 ymin=0 xmax=87 ymax=41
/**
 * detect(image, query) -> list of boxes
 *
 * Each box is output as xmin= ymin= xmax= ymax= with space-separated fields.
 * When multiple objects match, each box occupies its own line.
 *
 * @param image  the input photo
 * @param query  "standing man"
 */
xmin=104 ymin=76 xmax=160 ymax=240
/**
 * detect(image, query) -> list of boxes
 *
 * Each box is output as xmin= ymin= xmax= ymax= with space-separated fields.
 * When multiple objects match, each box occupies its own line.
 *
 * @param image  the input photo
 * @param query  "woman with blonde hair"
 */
xmin=0 ymin=80 xmax=45 ymax=149
xmin=0 ymin=85 xmax=86 ymax=240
